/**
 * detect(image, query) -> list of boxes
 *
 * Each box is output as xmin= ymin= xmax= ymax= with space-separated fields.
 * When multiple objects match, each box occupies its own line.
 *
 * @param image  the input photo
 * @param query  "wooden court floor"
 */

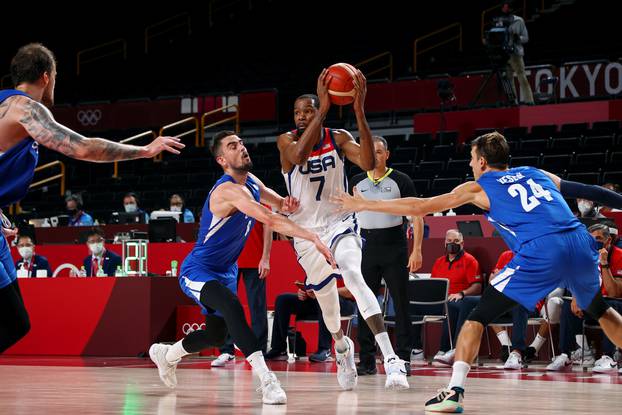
xmin=0 ymin=356 xmax=621 ymax=414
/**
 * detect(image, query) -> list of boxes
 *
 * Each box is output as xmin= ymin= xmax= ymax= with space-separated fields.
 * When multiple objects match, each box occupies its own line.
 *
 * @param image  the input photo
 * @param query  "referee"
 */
xmin=351 ymin=135 xmax=424 ymax=375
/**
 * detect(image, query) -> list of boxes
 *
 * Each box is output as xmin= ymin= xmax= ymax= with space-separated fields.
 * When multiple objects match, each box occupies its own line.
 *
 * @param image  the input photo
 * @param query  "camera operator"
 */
xmin=494 ymin=1 xmax=534 ymax=105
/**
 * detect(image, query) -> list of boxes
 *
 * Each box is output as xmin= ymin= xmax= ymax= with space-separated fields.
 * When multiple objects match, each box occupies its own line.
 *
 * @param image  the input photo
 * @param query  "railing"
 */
xmin=10 ymin=161 xmax=65 ymax=215
xmin=156 ymin=117 xmax=199 ymax=161
xmin=200 ymin=104 xmax=240 ymax=147
xmin=76 ymin=39 xmax=127 ymax=75
xmin=413 ymin=23 xmax=462 ymax=73
xmin=145 ymin=13 xmax=191 ymax=54
xmin=355 ymin=51 xmax=393 ymax=81
xmin=112 ymin=131 xmax=157 ymax=178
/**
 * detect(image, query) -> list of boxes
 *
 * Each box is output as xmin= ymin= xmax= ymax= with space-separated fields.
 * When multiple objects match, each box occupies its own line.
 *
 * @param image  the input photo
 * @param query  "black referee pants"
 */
xmin=358 ymin=229 xmax=413 ymax=363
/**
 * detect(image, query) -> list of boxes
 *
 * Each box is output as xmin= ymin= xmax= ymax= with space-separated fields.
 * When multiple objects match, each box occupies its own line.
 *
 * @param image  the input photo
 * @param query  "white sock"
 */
xmin=496 ymin=330 xmax=512 ymax=347
xmin=247 ymin=350 xmax=270 ymax=380
xmin=375 ymin=332 xmax=397 ymax=360
xmin=334 ymin=336 xmax=348 ymax=354
xmin=448 ymin=361 xmax=470 ymax=389
xmin=529 ymin=334 xmax=547 ymax=352
xmin=165 ymin=340 xmax=189 ymax=363
xmin=575 ymin=334 xmax=588 ymax=350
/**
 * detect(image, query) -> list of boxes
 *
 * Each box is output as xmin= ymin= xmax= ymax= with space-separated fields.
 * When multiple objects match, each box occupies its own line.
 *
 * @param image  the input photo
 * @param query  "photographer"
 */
xmin=495 ymin=1 xmax=534 ymax=104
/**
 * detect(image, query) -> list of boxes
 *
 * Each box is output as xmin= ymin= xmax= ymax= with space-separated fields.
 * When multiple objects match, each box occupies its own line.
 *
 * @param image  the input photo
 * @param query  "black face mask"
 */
xmin=67 ymin=208 xmax=77 ymax=215
xmin=446 ymin=243 xmax=462 ymax=255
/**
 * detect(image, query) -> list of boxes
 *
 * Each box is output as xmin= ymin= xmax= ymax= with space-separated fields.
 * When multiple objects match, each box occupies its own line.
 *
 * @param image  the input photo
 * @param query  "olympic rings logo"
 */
xmin=77 ymin=109 xmax=102 ymax=126
xmin=182 ymin=322 xmax=206 ymax=335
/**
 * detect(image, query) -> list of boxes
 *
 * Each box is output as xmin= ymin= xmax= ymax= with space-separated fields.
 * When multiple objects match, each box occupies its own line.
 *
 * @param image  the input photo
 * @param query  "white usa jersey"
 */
xmin=283 ymin=128 xmax=351 ymax=232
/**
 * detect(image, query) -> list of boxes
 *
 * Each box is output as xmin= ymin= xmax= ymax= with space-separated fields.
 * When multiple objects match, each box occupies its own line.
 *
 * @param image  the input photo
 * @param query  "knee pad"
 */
xmin=584 ymin=291 xmax=610 ymax=320
xmin=314 ymin=280 xmax=342 ymax=333
xmin=544 ymin=297 xmax=564 ymax=324
xmin=334 ymin=236 xmax=381 ymax=320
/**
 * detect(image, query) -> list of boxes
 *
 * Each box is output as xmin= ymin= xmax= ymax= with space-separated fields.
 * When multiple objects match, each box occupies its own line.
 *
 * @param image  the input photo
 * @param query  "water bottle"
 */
xmin=171 ymin=260 xmax=178 ymax=277
xmin=96 ymin=265 xmax=106 ymax=277
xmin=115 ymin=265 xmax=125 ymax=277
xmin=446 ymin=208 xmax=456 ymax=216
xmin=79 ymin=265 xmax=87 ymax=277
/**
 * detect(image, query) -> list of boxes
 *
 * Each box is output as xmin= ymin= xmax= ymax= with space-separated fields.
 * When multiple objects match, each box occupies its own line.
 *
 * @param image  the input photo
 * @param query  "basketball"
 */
xmin=327 ymin=63 xmax=358 ymax=105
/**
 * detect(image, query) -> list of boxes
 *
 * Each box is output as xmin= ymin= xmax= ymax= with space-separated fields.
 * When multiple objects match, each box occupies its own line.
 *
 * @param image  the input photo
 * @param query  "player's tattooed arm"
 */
xmin=17 ymin=97 xmax=183 ymax=162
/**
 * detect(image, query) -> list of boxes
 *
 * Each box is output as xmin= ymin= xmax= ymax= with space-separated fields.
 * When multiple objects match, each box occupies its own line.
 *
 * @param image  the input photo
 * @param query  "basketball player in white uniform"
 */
xmin=277 ymin=68 xmax=409 ymax=390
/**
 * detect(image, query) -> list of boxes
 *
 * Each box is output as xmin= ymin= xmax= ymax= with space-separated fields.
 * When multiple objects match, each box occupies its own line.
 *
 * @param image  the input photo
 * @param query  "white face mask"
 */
xmin=124 ymin=203 xmax=137 ymax=213
xmin=170 ymin=206 xmax=182 ymax=212
xmin=18 ymin=246 xmax=33 ymax=260
xmin=578 ymin=200 xmax=593 ymax=215
xmin=88 ymin=242 xmax=104 ymax=256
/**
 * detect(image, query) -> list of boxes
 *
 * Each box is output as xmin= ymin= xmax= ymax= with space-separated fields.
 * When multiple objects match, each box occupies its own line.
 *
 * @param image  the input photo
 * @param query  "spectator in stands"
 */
xmin=489 ymin=250 xmax=564 ymax=369
xmin=122 ymin=192 xmax=149 ymax=223
xmin=83 ymin=228 xmax=121 ymax=277
xmin=547 ymin=224 xmax=622 ymax=373
xmin=577 ymin=198 xmax=605 ymax=218
xmin=494 ymin=1 xmax=534 ymax=104
xmin=265 ymin=283 xmax=356 ymax=362
xmin=412 ymin=229 xmax=482 ymax=365
xmin=14 ymin=234 xmax=52 ymax=277
xmin=169 ymin=193 xmax=195 ymax=223
xmin=66 ymin=194 xmax=93 ymax=227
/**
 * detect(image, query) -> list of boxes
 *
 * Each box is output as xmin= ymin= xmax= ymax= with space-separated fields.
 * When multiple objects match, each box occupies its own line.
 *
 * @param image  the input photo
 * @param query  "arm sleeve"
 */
xmin=560 ymin=180 xmax=622 ymax=209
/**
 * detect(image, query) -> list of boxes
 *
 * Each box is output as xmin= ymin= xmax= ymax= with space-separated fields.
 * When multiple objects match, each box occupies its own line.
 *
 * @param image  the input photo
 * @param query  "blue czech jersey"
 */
xmin=179 ymin=174 xmax=260 ymax=314
xmin=478 ymin=166 xmax=581 ymax=251
xmin=0 ymin=90 xmax=39 ymax=289
xmin=478 ymin=166 xmax=600 ymax=310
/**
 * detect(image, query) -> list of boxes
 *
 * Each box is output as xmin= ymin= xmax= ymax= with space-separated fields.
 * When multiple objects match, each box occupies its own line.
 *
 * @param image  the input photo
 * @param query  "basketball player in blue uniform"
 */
xmin=149 ymin=131 xmax=336 ymax=405
xmin=0 ymin=43 xmax=184 ymax=353
xmin=334 ymin=132 xmax=622 ymax=413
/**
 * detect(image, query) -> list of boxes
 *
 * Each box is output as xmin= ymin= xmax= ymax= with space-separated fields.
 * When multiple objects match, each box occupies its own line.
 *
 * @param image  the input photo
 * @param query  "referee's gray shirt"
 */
xmin=350 ymin=168 xmax=416 ymax=230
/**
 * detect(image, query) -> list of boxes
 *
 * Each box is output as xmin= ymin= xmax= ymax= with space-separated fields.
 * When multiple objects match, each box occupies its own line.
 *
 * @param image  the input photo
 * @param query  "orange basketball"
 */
xmin=327 ymin=63 xmax=357 ymax=105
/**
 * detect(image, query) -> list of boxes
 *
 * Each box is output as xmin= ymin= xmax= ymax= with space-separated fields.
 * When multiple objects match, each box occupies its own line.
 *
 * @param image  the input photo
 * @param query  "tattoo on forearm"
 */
xmin=19 ymin=99 xmax=141 ymax=161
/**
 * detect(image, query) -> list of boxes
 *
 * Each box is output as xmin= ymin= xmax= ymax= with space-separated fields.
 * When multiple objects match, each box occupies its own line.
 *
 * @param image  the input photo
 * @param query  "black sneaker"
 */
xmin=500 ymin=346 xmax=511 ymax=363
xmin=404 ymin=361 xmax=411 ymax=377
xmin=424 ymin=386 xmax=464 ymax=413
xmin=309 ymin=349 xmax=333 ymax=362
xmin=524 ymin=346 xmax=537 ymax=362
xmin=264 ymin=349 xmax=288 ymax=360
xmin=356 ymin=361 xmax=377 ymax=375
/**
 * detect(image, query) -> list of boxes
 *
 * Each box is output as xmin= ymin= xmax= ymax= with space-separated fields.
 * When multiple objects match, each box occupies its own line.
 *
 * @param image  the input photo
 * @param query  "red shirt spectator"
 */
xmin=494 ymin=250 xmax=514 ymax=273
xmin=431 ymin=250 xmax=482 ymax=295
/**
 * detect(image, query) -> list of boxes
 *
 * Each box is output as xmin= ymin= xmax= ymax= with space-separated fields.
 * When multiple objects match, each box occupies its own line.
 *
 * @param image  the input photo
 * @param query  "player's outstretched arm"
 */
xmin=333 ymin=181 xmax=486 ymax=216
xmin=542 ymin=170 xmax=622 ymax=209
xmin=250 ymin=173 xmax=300 ymax=214
xmin=16 ymin=97 xmax=184 ymax=162
xmin=214 ymin=183 xmax=336 ymax=267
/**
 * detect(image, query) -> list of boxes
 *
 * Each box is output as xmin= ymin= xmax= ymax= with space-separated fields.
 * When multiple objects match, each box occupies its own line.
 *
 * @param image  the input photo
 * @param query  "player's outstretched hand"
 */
xmin=313 ymin=237 xmax=337 ymax=269
xmin=317 ymin=68 xmax=332 ymax=113
xmin=281 ymin=196 xmax=300 ymax=214
xmin=331 ymin=187 xmax=366 ymax=212
xmin=142 ymin=136 xmax=185 ymax=158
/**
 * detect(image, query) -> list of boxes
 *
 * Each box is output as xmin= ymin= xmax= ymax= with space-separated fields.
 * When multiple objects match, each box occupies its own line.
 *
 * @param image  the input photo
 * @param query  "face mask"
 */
xmin=18 ymin=246 xmax=33 ymax=260
xmin=446 ymin=242 xmax=462 ymax=255
xmin=88 ymin=242 xmax=104 ymax=256
xmin=124 ymin=203 xmax=137 ymax=213
xmin=578 ymin=201 xmax=592 ymax=215
xmin=595 ymin=241 xmax=604 ymax=250
xmin=170 ymin=206 xmax=182 ymax=212
xmin=67 ymin=208 xmax=77 ymax=215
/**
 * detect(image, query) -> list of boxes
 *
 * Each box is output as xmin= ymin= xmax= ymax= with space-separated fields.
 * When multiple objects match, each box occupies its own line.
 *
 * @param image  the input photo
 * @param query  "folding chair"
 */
xmin=384 ymin=277 xmax=452 ymax=360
